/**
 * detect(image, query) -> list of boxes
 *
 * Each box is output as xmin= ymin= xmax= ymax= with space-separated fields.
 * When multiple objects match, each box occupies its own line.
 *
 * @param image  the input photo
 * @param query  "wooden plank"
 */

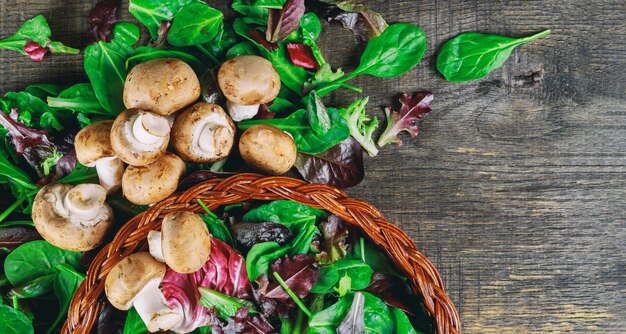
xmin=0 ymin=0 xmax=625 ymax=332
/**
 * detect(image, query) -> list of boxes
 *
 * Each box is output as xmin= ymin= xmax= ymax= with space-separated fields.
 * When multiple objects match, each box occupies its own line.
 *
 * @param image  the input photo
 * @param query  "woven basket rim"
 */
xmin=62 ymin=173 xmax=461 ymax=334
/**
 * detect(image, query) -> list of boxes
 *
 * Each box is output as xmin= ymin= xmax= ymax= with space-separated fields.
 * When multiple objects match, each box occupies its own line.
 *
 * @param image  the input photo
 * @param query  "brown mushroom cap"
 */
xmin=111 ymin=109 xmax=170 ymax=166
xmin=105 ymin=252 xmax=166 ymax=310
xmin=239 ymin=124 xmax=297 ymax=175
xmin=75 ymin=120 xmax=115 ymax=166
xmin=124 ymin=58 xmax=201 ymax=116
xmin=122 ymin=152 xmax=186 ymax=205
xmin=171 ymin=102 xmax=236 ymax=163
xmin=161 ymin=211 xmax=211 ymax=273
xmin=32 ymin=183 xmax=114 ymax=251
xmin=218 ymin=55 xmax=280 ymax=106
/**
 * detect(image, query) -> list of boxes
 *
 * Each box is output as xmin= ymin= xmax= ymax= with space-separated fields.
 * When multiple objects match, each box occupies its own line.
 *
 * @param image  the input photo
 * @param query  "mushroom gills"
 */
xmin=148 ymin=230 xmax=164 ymax=262
xmin=61 ymin=184 xmax=107 ymax=221
xmin=93 ymin=156 xmax=124 ymax=193
xmin=133 ymin=112 xmax=170 ymax=144
xmin=194 ymin=122 xmax=233 ymax=158
xmin=132 ymin=278 xmax=183 ymax=332
xmin=226 ymin=100 xmax=259 ymax=122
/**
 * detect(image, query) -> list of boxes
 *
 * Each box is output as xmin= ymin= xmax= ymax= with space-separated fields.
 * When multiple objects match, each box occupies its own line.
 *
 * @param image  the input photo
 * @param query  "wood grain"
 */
xmin=1 ymin=0 xmax=625 ymax=333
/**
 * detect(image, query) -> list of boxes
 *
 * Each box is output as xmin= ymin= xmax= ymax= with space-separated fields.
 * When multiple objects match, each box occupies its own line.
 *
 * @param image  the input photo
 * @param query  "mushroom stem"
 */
xmin=63 ymin=184 xmax=107 ymax=221
xmin=94 ymin=157 xmax=124 ymax=193
xmin=148 ymin=231 xmax=164 ymax=262
xmin=132 ymin=112 xmax=170 ymax=145
xmin=226 ymin=101 xmax=259 ymax=122
xmin=133 ymin=278 xmax=182 ymax=332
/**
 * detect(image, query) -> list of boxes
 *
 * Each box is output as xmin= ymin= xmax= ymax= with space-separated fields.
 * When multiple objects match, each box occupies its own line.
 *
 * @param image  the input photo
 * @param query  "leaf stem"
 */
xmin=197 ymin=199 xmax=218 ymax=219
xmin=339 ymin=83 xmax=363 ymax=93
xmin=12 ymin=295 xmax=18 ymax=310
xmin=523 ymin=29 xmax=552 ymax=42
xmin=196 ymin=45 xmax=220 ymax=66
xmin=0 ymin=188 xmax=39 ymax=223
xmin=272 ymin=271 xmax=312 ymax=317
xmin=360 ymin=238 xmax=366 ymax=262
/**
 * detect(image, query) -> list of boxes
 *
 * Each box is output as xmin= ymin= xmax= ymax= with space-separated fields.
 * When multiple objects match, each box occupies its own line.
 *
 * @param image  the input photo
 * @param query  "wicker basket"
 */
xmin=62 ymin=174 xmax=461 ymax=334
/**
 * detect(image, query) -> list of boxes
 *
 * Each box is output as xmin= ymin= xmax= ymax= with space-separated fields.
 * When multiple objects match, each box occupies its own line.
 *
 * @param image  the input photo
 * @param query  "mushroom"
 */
xmin=32 ymin=183 xmax=114 ymax=251
xmin=74 ymin=120 xmax=125 ymax=193
xmin=217 ymin=55 xmax=280 ymax=121
xmin=171 ymin=102 xmax=235 ymax=163
xmin=105 ymin=252 xmax=182 ymax=332
xmin=239 ymin=124 xmax=297 ymax=175
xmin=124 ymin=58 xmax=201 ymax=116
xmin=111 ymin=109 xmax=171 ymax=166
xmin=147 ymin=211 xmax=211 ymax=273
xmin=121 ymin=152 xmax=186 ymax=205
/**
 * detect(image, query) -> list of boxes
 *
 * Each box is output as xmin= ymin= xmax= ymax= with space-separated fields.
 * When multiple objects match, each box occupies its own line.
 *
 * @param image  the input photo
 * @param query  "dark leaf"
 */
xmin=223 ymin=307 xmax=275 ymax=334
xmin=308 ymin=0 xmax=388 ymax=40
xmin=0 ymin=109 xmax=52 ymax=154
xmin=316 ymin=215 xmax=349 ymax=264
xmin=266 ymin=0 xmax=305 ymax=43
xmin=23 ymin=41 xmax=48 ymax=62
xmin=254 ymin=103 xmax=275 ymax=120
xmin=86 ymin=0 xmax=120 ymax=43
xmin=149 ymin=21 xmax=171 ymax=48
xmin=231 ymin=222 xmax=293 ymax=249
xmin=257 ymin=254 xmax=320 ymax=301
xmin=286 ymin=43 xmax=318 ymax=70
xmin=365 ymin=272 xmax=416 ymax=315
xmin=377 ymin=92 xmax=433 ymax=147
xmin=178 ymin=170 xmax=235 ymax=191
xmin=97 ymin=302 xmax=125 ymax=334
xmin=248 ymin=29 xmax=278 ymax=51
xmin=295 ymin=137 xmax=364 ymax=189
xmin=200 ymin=69 xmax=224 ymax=105
xmin=0 ymin=226 xmax=41 ymax=249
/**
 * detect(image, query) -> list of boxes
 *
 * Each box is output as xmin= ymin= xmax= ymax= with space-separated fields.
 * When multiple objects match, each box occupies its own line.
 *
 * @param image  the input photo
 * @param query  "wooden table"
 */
xmin=1 ymin=1 xmax=624 ymax=333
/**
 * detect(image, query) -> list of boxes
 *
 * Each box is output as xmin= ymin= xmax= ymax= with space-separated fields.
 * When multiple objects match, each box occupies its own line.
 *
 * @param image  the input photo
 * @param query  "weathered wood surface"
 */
xmin=1 ymin=0 xmax=625 ymax=333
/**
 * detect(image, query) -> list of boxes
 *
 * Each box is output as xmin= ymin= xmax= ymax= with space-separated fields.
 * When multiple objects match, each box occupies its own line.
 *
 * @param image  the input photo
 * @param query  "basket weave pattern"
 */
xmin=62 ymin=174 xmax=461 ymax=334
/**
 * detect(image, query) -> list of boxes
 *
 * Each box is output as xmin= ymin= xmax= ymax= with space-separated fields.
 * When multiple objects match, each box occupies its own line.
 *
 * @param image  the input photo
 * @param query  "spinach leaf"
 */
xmin=392 ymin=307 xmax=421 ymax=334
xmin=243 ymin=200 xmax=327 ymax=231
xmin=0 ymin=153 xmax=36 ymax=192
xmin=308 ymin=292 xmax=394 ymax=334
xmin=4 ymin=240 xmax=82 ymax=286
xmin=226 ymin=41 xmax=259 ymax=58
xmin=306 ymin=90 xmax=331 ymax=134
xmin=199 ymin=214 xmax=235 ymax=247
xmin=198 ymin=287 xmax=257 ymax=318
xmin=47 ymin=83 xmax=108 ymax=116
xmin=129 ymin=0 xmax=199 ymax=40
xmin=238 ymin=108 xmax=350 ymax=154
xmin=48 ymin=264 xmax=85 ymax=334
xmin=233 ymin=18 xmax=309 ymax=94
xmin=0 ymin=304 xmax=34 ymax=334
xmin=123 ymin=307 xmax=147 ymax=334
xmin=24 ymin=84 xmax=65 ymax=100
xmin=436 ymin=29 xmax=551 ymax=82
xmin=167 ymin=2 xmax=224 ymax=47
xmin=8 ymin=274 xmax=55 ymax=299
xmin=341 ymin=23 xmax=426 ymax=82
xmin=354 ymin=238 xmax=401 ymax=276
xmin=126 ymin=46 xmax=203 ymax=72
xmin=0 ymin=15 xmax=78 ymax=60
xmin=311 ymin=258 xmax=373 ymax=293
xmin=84 ymin=22 xmax=139 ymax=114
xmin=232 ymin=0 xmax=270 ymax=26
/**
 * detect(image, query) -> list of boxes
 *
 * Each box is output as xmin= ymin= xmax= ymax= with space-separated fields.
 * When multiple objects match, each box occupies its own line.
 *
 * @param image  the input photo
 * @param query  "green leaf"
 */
xmin=4 ymin=240 xmax=82 ymax=286
xmin=47 ymin=83 xmax=108 ymax=115
xmin=7 ymin=274 xmax=56 ymax=299
xmin=84 ymin=22 xmax=139 ymax=114
xmin=311 ymin=258 xmax=373 ymax=294
xmin=0 ymin=153 xmax=36 ymax=192
xmin=129 ymin=0 xmax=200 ymax=40
xmin=306 ymin=91 xmax=331 ymax=134
xmin=0 ymin=15 xmax=78 ymax=57
xmin=310 ymin=265 xmax=339 ymax=294
xmin=232 ymin=0 xmax=270 ymax=26
xmin=126 ymin=46 xmax=203 ymax=72
xmin=436 ymin=29 xmax=551 ymax=82
xmin=198 ymin=287 xmax=256 ymax=318
xmin=48 ymin=264 xmax=84 ymax=334
xmin=3 ymin=91 xmax=67 ymax=131
xmin=339 ymin=97 xmax=379 ymax=156
xmin=199 ymin=214 xmax=235 ymax=247
xmin=242 ymin=200 xmax=327 ymax=231
xmin=168 ymin=2 xmax=224 ymax=47
xmin=226 ymin=41 xmax=259 ymax=58
xmin=392 ymin=307 xmax=420 ymax=334
xmin=123 ymin=307 xmax=147 ymax=334
xmin=238 ymin=108 xmax=350 ymax=154
xmin=0 ymin=304 xmax=34 ymax=334
xmin=334 ymin=274 xmax=351 ymax=297
xmin=354 ymin=238 xmax=401 ymax=277
xmin=24 ymin=84 xmax=65 ymax=100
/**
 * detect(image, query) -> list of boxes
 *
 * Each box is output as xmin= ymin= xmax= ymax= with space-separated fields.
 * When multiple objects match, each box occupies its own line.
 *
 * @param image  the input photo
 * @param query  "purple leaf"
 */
xmin=23 ymin=41 xmax=49 ymax=62
xmin=315 ymin=215 xmax=349 ymax=264
xmin=86 ymin=0 xmax=120 ymax=43
xmin=150 ymin=21 xmax=171 ymax=48
xmin=178 ymin=171 xmax=236 ymax=191
xmin=0 ymin=108 xmax=53 ymax=154
xmin=377 ymin=92 xmax=433 ymax=147
xmin=365 ymin=272 xmax=417 ymax=315
xmin=286 ymin=43 xmax=319 ymax=70
xmin=266 ymin=0 xmax=305 ymax=43
xmin=248 ymin=29 xmax=278 ymax=51
xmin=295 ymin=137 xmax=364 ymax=189
xmin=308 ymin=0 xmax=388 ymax=40
xmin=162 ymin=238 xmax=253 ymax=332
xmin=0 ymin=226 xmax=42 ymax=249
xmin=223 ymin=307 xmax=275 ymax=334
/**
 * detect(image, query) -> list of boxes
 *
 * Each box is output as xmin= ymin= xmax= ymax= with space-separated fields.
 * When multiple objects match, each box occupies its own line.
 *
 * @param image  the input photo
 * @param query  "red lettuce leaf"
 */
xmin=295 ymin=137 xmax=364 ymax=189
xmin=223 ymin=307 xmax=275 ymax=334
xmin=248 ymin=29 xmax=278 ymax=51
xmin=377 ymin=92 xmax=433 ymax=147
xmin=286 ymin=43 xmax=319 ymax=70
xmin=315 ymin=215 xmax=349 ymax=264
xmin=162 ymin=238 xmax=252 ymax=332
xmin=0 ymin=109 xmax=53 ymax=155
xmin=364 ymin=272 xmax=416 ymax=315
xmin=307 ymin=0 xmax=388 ymax=40
xmin=23 ymin=41 xmax=49 ymax=62
xmin=257 ymin=254 xmax=320 ymax=301
xmin=254 ymin=103 xmax=276 ymax=120
xmin=0 ymin=226 xmax=42 ymax=249
xmin=266 ymin=0 xmax=305 ymax=43
xmin=86 ymin=0 xmax=120 ymax=43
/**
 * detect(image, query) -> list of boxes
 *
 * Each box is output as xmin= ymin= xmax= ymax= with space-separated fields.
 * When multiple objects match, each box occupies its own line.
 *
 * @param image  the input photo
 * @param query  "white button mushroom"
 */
xmin=32 ymin=183 xmax=114 ymax=251
xmin=239 ymin=124 xmax=297 ymax=175
xmin=148 ymin=211 xmax=211 ymax=274
xmin=74 ymin=120 xmax=125 ymax=193
xmin=124 ymin=58 xmax=201 ymax=116
xmin=171 ymin=102 xmax=236 ymax=163
xmin=105 ymin=252 xmax=182 ymax=332
xmin=111 ymin=109 xmax=171 ymax=166
xmin=217 ymin=55 xmax=281 ymax=122
xmin=121 ymin=152 xmax=186 ymax=205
